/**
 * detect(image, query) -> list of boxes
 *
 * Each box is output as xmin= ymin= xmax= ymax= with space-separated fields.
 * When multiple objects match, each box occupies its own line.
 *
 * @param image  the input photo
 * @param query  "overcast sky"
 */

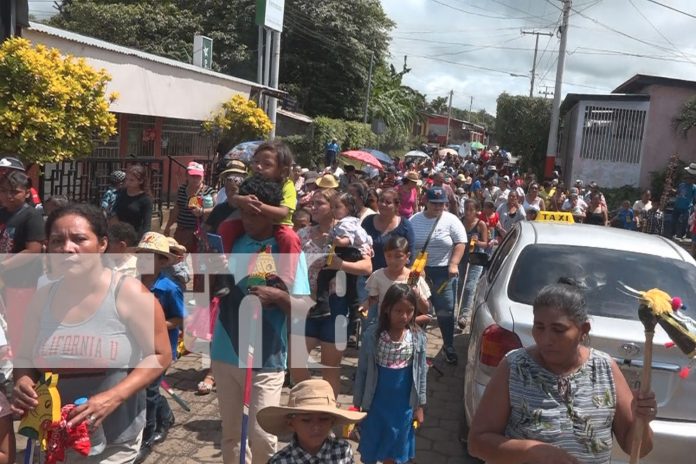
xmin=382 ymin=0 xmax=696 ymax=114
xmin=29 ymin=0 xmax=696 ymax=115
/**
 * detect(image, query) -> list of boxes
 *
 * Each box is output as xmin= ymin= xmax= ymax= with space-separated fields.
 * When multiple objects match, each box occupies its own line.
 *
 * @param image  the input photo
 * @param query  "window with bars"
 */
xmin=161 ymin=118 xmax=217 ymax=157
xmin=579 ymin=104 xmax=647 ymax=164
xmin=127 ymin=115 xmax=157 ymax=157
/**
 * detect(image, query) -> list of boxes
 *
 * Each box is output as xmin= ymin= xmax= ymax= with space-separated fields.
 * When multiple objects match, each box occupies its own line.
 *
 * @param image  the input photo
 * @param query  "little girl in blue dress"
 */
xmin=353 ymin=283 xmax=428 ymax=464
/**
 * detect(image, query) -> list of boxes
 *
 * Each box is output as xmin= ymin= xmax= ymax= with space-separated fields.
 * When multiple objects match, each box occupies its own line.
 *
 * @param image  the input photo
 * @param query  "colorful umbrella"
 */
xmin=363 ymin=148 xmax=394 ymax=166
xmin=404 ymin=150 xmax=429 ymax=159
xmin=471 ymin=141 xmax=485 ymax=150
xmin=224 ymin=140 xmax=264 ymax=163
xmin=438 ymin=148 xmax=458 ymax=157
xmin=339 ymin=150 xmax=384 ymax=170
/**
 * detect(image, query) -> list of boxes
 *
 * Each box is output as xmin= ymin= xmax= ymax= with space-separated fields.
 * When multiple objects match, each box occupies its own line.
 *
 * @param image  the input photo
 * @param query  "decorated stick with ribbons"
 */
xmin=618 ymin=285 xmax=696 ymax=463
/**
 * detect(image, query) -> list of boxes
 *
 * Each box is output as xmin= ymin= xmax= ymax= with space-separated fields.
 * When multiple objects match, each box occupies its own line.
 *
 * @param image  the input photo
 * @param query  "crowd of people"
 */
xmin=0 ymin=140 xmax=666 ymax=464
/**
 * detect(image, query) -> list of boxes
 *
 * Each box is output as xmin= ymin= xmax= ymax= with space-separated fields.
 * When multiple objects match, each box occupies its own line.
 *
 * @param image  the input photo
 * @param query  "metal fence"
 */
xmin=42 ymin=158 xmax=164 ymax=225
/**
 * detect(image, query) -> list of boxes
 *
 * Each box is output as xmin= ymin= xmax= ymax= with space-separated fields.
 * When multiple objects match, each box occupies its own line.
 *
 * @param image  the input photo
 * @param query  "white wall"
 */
xmin=569 ymin=100 xmax=649 ymax=188
xmin=24 ymin=30 xmax=254 ymax=121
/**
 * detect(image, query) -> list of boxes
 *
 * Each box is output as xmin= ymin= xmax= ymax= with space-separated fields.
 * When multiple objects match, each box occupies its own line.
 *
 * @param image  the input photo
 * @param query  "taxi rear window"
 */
xmin=507 ymin=244 xmax=696 ymax=320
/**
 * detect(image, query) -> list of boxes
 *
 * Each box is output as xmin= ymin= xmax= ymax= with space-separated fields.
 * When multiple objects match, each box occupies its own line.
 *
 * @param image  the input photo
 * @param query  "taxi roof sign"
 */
xmin=535 ymin=211 xmax=575 ymax=224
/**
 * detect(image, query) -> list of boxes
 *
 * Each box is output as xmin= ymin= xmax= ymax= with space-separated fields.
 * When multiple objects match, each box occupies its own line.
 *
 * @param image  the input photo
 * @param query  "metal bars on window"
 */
xmin=579 ymin=104 xmax=647 ymax=164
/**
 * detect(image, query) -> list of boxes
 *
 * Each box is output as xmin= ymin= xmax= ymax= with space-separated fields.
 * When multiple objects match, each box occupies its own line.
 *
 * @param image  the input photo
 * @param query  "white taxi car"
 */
xmin=463 ymin=220 xmax=696 ymax=463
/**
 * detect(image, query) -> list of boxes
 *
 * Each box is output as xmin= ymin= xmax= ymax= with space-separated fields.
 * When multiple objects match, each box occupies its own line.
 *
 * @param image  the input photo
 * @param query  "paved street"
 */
xmin=145 ymin=327 xmax=479 ymax=463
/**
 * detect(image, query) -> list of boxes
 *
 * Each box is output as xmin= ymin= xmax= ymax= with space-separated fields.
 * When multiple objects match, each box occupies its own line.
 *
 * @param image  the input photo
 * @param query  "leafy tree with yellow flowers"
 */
xmin=0 ymin=38 xmax=117 ymax=164
xmin=203 ymin=94 xmax=272 ymax=152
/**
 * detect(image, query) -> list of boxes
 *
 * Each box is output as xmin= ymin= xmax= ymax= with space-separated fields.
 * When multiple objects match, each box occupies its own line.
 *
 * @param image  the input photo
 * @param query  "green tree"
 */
xmin=428 ymin=96 xmax=449 ymax=114
xmin=51 ymin=0 xmax=395 ymax=120
xmin=495 ymin=93 xmax=551 ymax=179
xmin=0 ymin=38 xmax=117 ymax=163
xmin=673 ymin=96 xmax=696 ymax=136
xmin=202 ymin=94 xmax=272 ymax=150
xmin=369 ymin=65 xmax=425 ymax=132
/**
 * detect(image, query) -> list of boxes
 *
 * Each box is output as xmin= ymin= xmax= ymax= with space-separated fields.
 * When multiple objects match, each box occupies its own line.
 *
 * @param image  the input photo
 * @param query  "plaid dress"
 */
xmin=269 ymin=435 xmax=354 ymax=464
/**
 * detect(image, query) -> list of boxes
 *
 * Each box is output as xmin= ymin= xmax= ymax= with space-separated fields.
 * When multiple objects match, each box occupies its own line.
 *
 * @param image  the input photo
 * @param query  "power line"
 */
xmin=569 ymin=5 xmax=688 ymax=58
xmin=627 ymin=0 xmax=696 ymax=66
xmin=644 ymin=0 xmax=696 ymax=20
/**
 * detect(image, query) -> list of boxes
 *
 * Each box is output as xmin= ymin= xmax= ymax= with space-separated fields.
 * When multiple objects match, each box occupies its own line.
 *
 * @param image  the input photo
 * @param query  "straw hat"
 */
xmin=134 ymin=232 xmax=177 ymax=263
xmin=167 ymin=237 xmax=187 ymax=256
xmin=316 ymin=174 xmax=339 ymax=189
xmin=404 ymin=171 xmax=422 ymax=186
xmin=219 ymin=159 xmax=247 ymax=178
xmin=257 ymin=379 xmax=365 ymax=436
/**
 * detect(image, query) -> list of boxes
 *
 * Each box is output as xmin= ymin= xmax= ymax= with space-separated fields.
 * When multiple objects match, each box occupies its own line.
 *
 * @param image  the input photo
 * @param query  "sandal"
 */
xmin=197 ymin=375 xmax=215 ymax=395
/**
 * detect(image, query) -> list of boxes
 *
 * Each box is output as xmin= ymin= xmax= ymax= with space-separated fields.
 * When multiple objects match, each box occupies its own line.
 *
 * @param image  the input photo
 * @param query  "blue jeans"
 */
xmin=460 ymin=265 xmax=483 ymax=320
xmin=673 ymin=207 xmax=689 ymax=237
xmin=425 ymin=266 xmax=457 ymax=350
xmin=144 ymin=373 xmax=172 ymax=442
xmin=325 ymin=151 xmax=337 ymax=167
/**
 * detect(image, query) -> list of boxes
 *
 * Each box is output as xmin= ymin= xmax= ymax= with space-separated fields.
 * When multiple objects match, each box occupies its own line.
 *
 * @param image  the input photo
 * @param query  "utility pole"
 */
xmin=544 ymin=0 xmax=571 ymax=178
xmin=539 ymin=85 xmax=554 ymax=99
xmin=468 ymin=96 xmax=474 ymax=121
xmin=257 ymin=26 xmax=264 ymax=85
xmin=522 ymin=30 xmax=553 ymax=98
xmin=363 ymin=51 xmax=375 ymax=124
xmin=269 ymin=30 xmax=281 ymax=139
xmin=445 ymin=90 xmax=454 ymax=146
xmin=263 ymin=28 xmax=272 ymax=111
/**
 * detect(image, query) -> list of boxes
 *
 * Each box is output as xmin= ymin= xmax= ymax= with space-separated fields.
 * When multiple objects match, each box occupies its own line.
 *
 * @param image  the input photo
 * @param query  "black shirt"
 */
xmin=112 ymin=190 xmax=153 ymax=239
xmin=0 ymin=204 xmax=45 ymax=287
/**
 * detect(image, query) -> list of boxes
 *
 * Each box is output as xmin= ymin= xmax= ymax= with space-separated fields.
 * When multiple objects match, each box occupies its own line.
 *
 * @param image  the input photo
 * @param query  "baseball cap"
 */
xmin=426 ymin=186 xmax=447 ymax=203
xmin=187 ymin=161 xmax=205 ymax=177
xmin=569 ymin=187 xmax=579 ymax=196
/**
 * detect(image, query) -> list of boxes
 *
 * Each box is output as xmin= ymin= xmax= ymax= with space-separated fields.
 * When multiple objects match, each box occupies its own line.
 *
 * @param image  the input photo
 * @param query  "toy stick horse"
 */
xmin=619 ymin=286 xmax=696 ymax=464
xmin=19 ymin=372 xmax=61 ymax=463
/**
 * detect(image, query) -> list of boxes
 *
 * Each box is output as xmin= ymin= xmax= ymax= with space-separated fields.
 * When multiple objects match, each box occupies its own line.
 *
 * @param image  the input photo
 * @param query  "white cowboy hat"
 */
xmin=685 ymin=163 xmax=696 ymax=175
xmin=257 ymin=379 xmax=365 ymax=436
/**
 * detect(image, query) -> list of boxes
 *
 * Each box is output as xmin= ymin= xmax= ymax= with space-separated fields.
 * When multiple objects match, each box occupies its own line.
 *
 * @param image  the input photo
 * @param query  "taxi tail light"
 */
xmin=479 ymin=324 xmax=522 ymax=367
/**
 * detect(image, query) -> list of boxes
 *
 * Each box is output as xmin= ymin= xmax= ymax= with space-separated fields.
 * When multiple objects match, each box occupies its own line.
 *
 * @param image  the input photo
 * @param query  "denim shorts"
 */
xmin=297 ymin=294 xmax=349 ymax=344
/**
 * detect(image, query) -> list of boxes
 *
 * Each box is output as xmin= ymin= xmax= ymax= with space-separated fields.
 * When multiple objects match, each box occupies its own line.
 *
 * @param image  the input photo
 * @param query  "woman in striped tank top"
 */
xmin=468 ymin=281 xmax=658 ymax=464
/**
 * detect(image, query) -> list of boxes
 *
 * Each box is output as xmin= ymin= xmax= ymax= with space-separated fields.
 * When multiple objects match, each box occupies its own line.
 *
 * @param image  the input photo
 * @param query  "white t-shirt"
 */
xmin=633 ymin=200 xmax=652 ymax=215
xmin=365 ymin=268 xmax=431 ymax=310
xmin=409 ymin=211 xmax=467 ymax=267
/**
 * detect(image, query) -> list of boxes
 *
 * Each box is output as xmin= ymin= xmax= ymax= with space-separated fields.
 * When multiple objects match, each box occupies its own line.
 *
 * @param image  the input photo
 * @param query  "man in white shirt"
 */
xmin=493 ymin=175 xmax=512 ymax=208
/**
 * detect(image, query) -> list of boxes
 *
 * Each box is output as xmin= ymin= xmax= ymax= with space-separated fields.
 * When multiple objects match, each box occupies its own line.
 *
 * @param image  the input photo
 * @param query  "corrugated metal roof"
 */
xmin=277 ymin=108 xmax=313 ymax=124
xmin=28 ymin=21 xmax=268 ymax=90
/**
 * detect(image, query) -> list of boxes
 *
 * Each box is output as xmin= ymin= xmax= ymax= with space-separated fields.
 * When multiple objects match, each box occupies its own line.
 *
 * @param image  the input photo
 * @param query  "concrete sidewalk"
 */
xmin=146 ymin=326 xmax=478 ymax=463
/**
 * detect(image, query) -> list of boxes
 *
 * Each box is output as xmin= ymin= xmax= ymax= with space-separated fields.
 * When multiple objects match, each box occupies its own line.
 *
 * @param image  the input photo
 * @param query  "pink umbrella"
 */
xmin=339 ymin=150 xmax=384 ymax=171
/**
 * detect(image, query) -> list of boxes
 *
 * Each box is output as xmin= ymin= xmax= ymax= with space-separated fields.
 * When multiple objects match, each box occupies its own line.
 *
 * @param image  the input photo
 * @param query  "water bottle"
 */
xmin=202 ymin=194 xmax=214 ymax=209
xmin=74 ymin=397 xmax=106 ymax=455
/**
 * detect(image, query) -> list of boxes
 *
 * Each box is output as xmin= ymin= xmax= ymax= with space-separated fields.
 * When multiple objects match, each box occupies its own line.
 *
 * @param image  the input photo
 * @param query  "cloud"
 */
xmin=381 ymin=0 xmax=696 ymax=114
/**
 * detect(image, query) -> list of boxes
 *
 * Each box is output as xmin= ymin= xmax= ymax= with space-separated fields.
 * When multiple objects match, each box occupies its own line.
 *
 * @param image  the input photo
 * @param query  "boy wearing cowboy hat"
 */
xmin=258 ymin=379 xmax=365 ymax=463
xmin=134 ymin=232 xmax=183 ymax=460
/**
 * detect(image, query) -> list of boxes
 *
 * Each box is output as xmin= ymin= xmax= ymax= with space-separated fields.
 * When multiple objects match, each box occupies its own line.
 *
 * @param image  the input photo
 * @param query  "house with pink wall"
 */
xmin=558 ymin=74 xmax=696 ymax=189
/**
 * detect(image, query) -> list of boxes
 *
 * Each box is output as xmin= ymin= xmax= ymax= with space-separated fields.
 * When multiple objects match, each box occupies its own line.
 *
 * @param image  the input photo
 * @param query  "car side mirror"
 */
xmin=469 ymin=251 xmax=490 ymax=267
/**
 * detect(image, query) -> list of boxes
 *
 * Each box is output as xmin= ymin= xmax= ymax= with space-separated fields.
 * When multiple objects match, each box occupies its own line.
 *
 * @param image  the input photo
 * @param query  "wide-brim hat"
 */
xmin=219 ymin=159 xmax=247 ymax=178
xmin=404 ymin=171 xmax=422 ymax=186
xmin=685 ymin=163 xmax=696 ymax=175
xmin=134 ymin=232 xmax=177 ymax=263
xmin=167 ymin=237 xmax=187 ymax=256
xmin=316 ymin=174 xmax=339 ymax=189
xmin=257 ymin=379 xmax=365 ymax=436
